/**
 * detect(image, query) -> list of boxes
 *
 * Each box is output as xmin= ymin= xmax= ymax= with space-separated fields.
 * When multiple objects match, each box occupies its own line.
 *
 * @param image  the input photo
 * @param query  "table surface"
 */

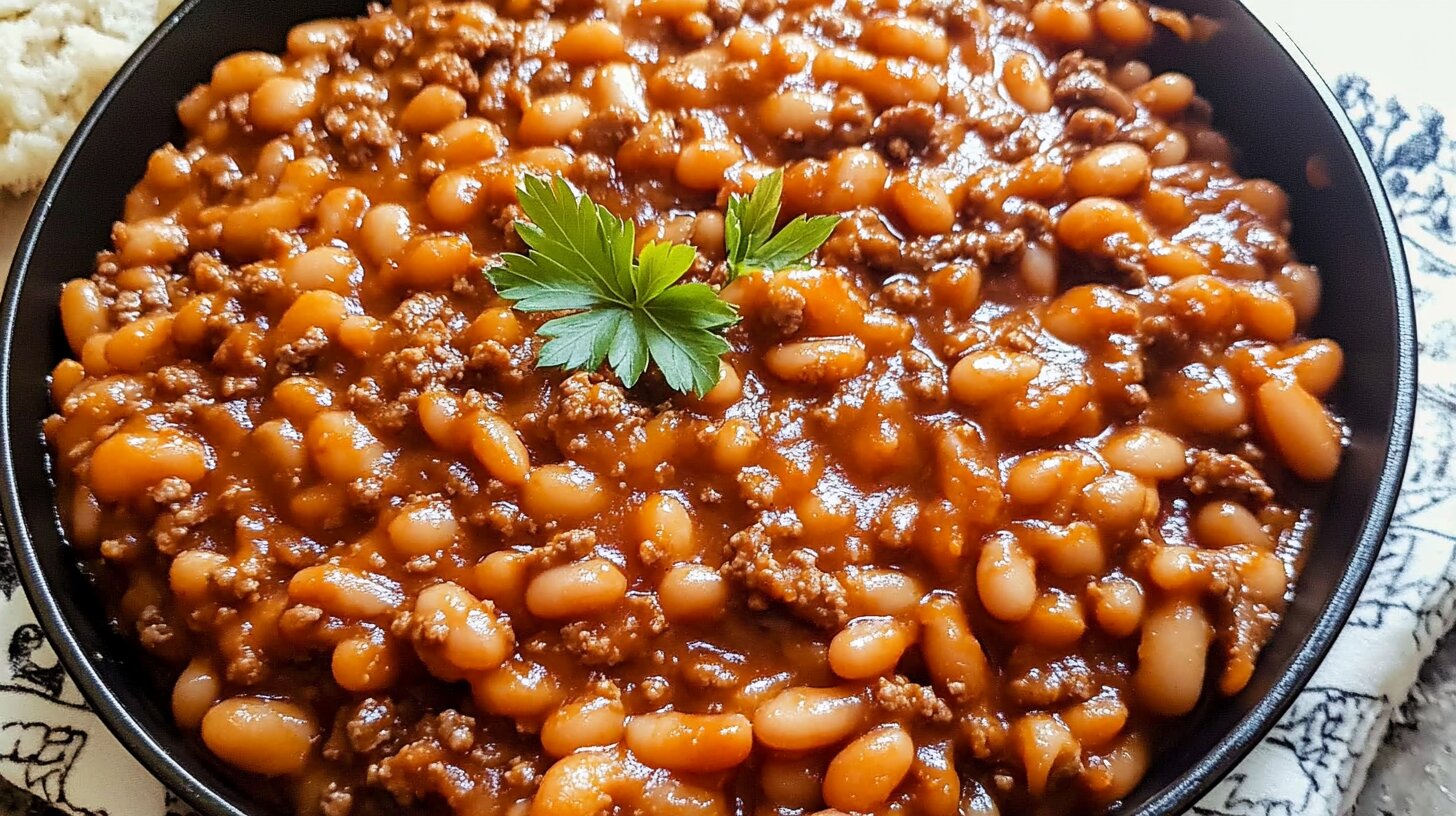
xmin=1 ymin=1 xmax=1454 ymax=811
xmin=1353 ymin=639 xmax=1456 ymax=815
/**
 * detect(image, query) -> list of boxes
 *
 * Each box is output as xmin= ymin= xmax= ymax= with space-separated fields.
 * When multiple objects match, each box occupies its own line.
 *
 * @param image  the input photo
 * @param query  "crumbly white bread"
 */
xmin=0 ymin=0 xmax=182 ymax=194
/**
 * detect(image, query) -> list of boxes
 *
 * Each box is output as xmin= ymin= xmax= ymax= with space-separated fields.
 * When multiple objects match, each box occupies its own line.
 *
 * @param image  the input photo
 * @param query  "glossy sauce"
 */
xmin=45 ymin=0 xmax=1345 ymax=814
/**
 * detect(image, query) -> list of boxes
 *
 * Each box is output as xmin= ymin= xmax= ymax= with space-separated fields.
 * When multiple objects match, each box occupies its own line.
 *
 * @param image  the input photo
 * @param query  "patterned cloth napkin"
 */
xmin=0 ymin=2 xmax=1454 ymax=814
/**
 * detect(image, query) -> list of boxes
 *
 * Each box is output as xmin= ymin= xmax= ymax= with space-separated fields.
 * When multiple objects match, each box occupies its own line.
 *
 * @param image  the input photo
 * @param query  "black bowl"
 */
xmin=0 ymin=1 xmax=1418 ymax=814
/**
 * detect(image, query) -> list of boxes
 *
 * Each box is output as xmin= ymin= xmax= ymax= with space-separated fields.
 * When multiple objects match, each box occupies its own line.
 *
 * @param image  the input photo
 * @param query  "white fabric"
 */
xmin=0 ymin=2 xmax=1453 ymax=815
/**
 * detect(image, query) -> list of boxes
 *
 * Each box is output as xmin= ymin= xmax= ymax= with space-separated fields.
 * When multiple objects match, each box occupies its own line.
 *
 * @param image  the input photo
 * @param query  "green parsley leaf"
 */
xmin=724 ymin=169 xmax=842 ymax=280
xmin=485 ymin=175 xmax=738 ymax=396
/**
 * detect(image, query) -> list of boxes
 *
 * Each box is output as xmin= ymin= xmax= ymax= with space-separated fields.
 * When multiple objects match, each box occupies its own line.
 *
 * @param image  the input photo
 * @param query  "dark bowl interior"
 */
xmin=0 ymin=1 xmax=1416 ymax=815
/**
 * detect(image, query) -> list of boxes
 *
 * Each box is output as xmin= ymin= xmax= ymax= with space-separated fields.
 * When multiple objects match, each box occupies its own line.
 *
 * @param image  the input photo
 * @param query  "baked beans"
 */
xmin=44 ymin=0 xmax=1344 ymax=813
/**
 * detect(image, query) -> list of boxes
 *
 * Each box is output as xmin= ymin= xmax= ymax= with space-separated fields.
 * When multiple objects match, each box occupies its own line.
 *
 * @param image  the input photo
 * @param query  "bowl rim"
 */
xmin=0 ymin=1 xmax=1418 ymax=815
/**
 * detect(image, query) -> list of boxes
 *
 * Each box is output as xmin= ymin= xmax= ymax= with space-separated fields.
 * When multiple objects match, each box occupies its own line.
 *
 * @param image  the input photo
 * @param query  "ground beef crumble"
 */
xmin=721 ymin=515 xmax=850 ymax=628
xmin=1185 ymin=448 xmax=1275 ymax=504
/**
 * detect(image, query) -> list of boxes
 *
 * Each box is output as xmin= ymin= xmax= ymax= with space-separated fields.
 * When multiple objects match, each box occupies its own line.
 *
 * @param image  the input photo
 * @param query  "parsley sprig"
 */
xmin=485 ymin=172 xmax=840 ymax=396
xmin=725 ymin=170 xmax=841 ymax=280
xmin=485 ymin=175 xmax=737 ymax=396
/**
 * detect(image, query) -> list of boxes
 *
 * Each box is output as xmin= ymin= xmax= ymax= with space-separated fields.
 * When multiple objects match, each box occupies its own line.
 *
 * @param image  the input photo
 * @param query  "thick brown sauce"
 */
xmin=44 ymin=0 xmax=1347 ymax=814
